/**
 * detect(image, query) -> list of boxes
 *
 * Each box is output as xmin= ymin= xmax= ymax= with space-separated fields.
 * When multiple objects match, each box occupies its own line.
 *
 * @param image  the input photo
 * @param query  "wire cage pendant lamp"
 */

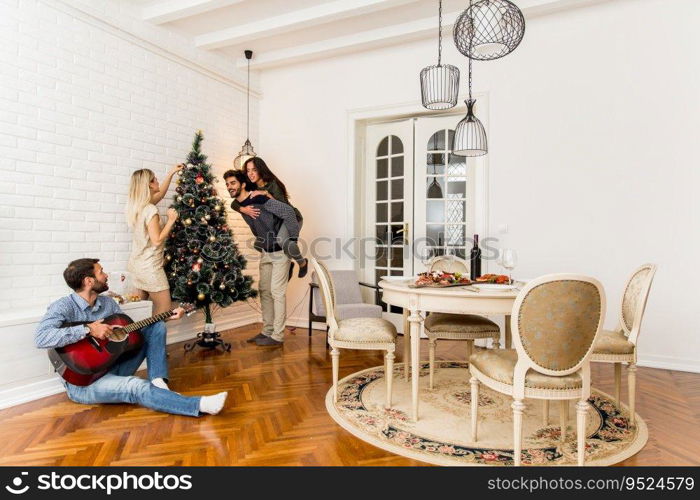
xmin=233 ymin=50 xmax=257 ymax=169
xmin=420 ymin=0 xmax=459 ymax=110
xmin=452 ymin=6 xmax=487 ymax=159
xmin=453 ymin=0 xmax=525 ymax=61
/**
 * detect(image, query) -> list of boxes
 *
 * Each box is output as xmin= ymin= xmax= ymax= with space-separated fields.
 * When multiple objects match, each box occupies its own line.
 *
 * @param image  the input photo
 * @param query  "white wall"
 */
xmin=258 ymin=0 xmax=700 ymax=371
xmin=0 ymin=0 xmax=261 ymax=319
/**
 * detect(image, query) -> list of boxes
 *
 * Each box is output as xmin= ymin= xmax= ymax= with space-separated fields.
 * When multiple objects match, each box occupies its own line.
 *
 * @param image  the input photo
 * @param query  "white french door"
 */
xmin=413 ymin=115 xmax=477 ymax=272
xmin=361 ymin=113 xmax=487 ymax=327
xmin=363 ymin=119 xmax=414 ymax=326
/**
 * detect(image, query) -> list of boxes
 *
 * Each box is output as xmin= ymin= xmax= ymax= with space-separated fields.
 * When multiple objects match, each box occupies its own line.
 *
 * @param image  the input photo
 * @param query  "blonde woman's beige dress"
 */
xmin=127 ymin=203 xmax=169 ymax=293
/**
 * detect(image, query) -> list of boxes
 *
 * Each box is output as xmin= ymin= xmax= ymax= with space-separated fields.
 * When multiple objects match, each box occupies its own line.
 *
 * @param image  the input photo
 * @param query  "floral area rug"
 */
xmin=326 ymin=362 xmax=647 ymax=466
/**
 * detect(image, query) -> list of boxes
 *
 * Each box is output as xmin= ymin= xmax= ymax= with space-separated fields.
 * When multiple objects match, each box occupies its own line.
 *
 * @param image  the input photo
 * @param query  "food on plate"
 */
xmin=475 ymin=274 xmax=511 ymax=284
xmin=414 ymin=271 xmax=472 ymax=287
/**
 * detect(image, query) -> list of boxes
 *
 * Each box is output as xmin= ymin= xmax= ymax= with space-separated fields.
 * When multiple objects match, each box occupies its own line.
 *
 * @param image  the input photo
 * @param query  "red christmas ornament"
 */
xmin=192 ymin=262 xmax=202 ymax=272
xmin=195 ymin=174 xmax=204 ymax=184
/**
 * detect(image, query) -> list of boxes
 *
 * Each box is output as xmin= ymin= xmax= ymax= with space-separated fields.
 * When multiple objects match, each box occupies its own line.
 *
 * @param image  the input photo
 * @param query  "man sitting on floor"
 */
xmin=35 ymin=258 xmax=227 ymax=416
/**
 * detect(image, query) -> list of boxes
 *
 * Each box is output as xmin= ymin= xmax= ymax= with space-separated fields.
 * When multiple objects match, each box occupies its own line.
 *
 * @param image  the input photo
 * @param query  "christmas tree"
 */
xmin=165 ymin=131 xmax=256 ymax=325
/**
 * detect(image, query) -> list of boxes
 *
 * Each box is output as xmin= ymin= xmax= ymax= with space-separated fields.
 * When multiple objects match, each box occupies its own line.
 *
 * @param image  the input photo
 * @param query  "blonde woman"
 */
xmin=126 ymin=166 xmax=182 ymax=314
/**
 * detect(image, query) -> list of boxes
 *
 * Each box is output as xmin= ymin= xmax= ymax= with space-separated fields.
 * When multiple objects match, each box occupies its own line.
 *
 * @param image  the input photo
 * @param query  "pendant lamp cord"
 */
xmin=437 ymin=0 xmax=442 ymax=66
xmin=468 ymin=0 xmax=473 ymax=101
xmin=246 ymin=56 xmax=250 ymax=141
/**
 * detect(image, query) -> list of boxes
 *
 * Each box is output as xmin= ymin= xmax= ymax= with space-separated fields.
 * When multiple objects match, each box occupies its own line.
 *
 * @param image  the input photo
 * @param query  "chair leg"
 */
xmin=512 ymin=399 xmax=525 ymax=466
xmin=428 ymin=339 xmax=437 ymax=389
xmin=614 ymin=363 xmax=622 ymax=407
xmin=385 ymin=350 xmax=394 ymax=408
xmin=470 ymin=376 xmax=479 ymax=441
xmin=559 ymin=400 xmax=568 ymax=442
xmin=542 ymin=400 xmax=550 ymax=426
xmin=331 ymin=348 xmax=340 ymax=402
xmin=628 ymin=363 xmax=637 ymax=425
xmin=466 ymin=340 xmax=473 ymax=365
xmin=493 ymin=331 xmax=500 ymax=350
xmin=576 ymin=400 xmax=588 ymax=466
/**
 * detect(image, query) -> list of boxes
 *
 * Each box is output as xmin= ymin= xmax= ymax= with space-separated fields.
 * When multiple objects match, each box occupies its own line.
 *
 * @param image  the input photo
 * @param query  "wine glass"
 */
xmin=418 ymin=245 xmax=433 ymax=272
xmin=500 ymin=249 xmax=518 ymax=285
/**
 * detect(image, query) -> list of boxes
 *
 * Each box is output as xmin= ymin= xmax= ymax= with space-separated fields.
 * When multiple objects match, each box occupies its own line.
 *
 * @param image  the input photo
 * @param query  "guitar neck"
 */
xmin=122 ymin=310 xmax=174 ymax=333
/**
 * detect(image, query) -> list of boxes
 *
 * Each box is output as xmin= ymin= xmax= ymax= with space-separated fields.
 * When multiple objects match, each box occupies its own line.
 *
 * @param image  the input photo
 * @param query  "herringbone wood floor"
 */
xmin=1 ymin=323 xmax=699 ymax=466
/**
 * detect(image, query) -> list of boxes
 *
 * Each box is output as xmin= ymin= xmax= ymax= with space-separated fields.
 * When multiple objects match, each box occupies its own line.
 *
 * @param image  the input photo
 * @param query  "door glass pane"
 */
xmin=447 ymin=154 xmax=466 ymax=175
xmin=391 ymin=135 xmax=403 ymax=154
xmin=391 ymin=247 xmax=403 ymax=267
xmin=447 ymin=178 xmax=466 ymax=199
xmin=376 ymin=225 xmax=388 ymax=244
xmin=427 ymin=200 xmax=444 ymax=223
xmin=427 ymin=224 xmax=445 ymax=247
xmin=390 ymin=224 xmax=404 ymax=245
xmin=391 ymin=156 xmax=404 ymax=177
xmin=446 ymin=225 xmax=465 ymax=246
xmin=376 ymin=202 xmax=388 ymax=223
xmin=377 ymin=158 xmax=388 ymax=178
xmin=391 ymin=202 xmax=403 ymax=222
xmin=446 ymin=200 xmax=464 ymax=223
xmin=426 ymin=177 xmax=444 ymax=198
xmin=377 ymin=180 xmax=388 ymax=201
xmin=391 ymin=179 xmax=403 ymax=199
xmin=376 ymin=247 xmax=388 ymax=267
xmin=428 ymin=130 xmax=445 ymax=151
xmin=377 ymin=137 xmax=388 ymax=156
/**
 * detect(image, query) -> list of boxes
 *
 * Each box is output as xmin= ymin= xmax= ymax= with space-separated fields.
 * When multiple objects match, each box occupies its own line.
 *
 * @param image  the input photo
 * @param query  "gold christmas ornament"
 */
xmin=197 ymin=257 xmax=203 ymax=263
xmin=184 ymin=218 xmax=192 ymax=226
xmin=204 ymin=214 xmax=211 ymax=221
xmin=197 ymin=293 xmax=206 ymax=301
xmin=219 ymin=284 xmax=226 ymax=290
xmin=176 ymin=196 xmax=182 ymax=202
xmin=214 ymin=205 xmax=222 ymax=211
xmin=209 ymin=235 xmax=216 ymax=242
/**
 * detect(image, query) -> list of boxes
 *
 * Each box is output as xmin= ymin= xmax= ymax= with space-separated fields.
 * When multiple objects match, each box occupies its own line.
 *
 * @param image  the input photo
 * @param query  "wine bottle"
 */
xmin=470 ymin=234 xmax=482 ymax=280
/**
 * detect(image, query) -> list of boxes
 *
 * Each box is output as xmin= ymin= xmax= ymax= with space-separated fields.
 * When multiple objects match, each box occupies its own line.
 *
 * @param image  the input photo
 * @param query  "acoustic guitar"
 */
xmin=48 ymin=303 xmax=195 ymax=386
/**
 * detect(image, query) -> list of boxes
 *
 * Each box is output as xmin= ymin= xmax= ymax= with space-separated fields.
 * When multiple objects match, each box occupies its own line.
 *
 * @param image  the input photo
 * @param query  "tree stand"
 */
xmin=184 ymin=304 xmax=231 ymax=352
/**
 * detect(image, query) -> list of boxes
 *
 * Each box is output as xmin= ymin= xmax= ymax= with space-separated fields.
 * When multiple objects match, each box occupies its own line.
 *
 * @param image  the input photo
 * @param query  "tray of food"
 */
xmin=472 ymin=274 xmax=518 ymax=291
xmin=410 ymin=271 xmax=473 ymax=288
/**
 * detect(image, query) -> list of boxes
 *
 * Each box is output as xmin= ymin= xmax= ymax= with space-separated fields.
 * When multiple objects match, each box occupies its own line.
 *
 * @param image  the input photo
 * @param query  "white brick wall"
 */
xmin=0 ymin=0 xmax=261 ymax=313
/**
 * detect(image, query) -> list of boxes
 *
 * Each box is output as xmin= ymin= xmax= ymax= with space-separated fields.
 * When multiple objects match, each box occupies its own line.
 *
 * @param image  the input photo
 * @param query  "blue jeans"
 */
xmin=65 ymin=322 xmax=201 ymax=417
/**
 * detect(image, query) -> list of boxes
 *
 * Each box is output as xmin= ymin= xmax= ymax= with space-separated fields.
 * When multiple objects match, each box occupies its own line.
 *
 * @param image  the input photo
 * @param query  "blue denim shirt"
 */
xmin=35 ymin=293 xmax=122 ymax=349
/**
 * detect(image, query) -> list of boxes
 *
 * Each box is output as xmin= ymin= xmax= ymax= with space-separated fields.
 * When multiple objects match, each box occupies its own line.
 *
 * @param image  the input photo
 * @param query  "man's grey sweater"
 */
xmin=237 ymin=194 xmax=300 ymax=253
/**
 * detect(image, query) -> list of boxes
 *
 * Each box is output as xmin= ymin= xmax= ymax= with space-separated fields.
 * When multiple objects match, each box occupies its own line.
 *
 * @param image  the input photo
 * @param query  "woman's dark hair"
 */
xmin=63 ymin=258 xmax=99 ymax=291
xmin=244 ymin=157 xmax=290 ymax=201
xmin=223 ymin=169 xmax=254 ymax=191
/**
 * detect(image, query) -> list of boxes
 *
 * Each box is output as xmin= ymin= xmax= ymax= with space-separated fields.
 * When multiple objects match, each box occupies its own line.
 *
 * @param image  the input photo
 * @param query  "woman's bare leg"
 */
xmin=148 ymin=289 xmax=173 ymax=315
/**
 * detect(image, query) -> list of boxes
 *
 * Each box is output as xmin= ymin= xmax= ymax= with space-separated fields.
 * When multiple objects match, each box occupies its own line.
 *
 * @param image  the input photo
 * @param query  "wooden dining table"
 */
xmin=379 ymin=279 xmax=520 ymax=421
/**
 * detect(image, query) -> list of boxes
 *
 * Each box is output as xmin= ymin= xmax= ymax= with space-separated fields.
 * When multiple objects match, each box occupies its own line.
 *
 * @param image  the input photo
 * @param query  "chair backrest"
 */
xmin=429 ymin=255 xmax=469 ymax=274
xmin=512 ymin=274 xmax=606 ymax=378
xmin=310 ymin=258 xmax=339 ymax=331
xmin=620 ymin=263 xmax=657 ymax=346
xmin=311 ymin=270 xmax=363 ymax=316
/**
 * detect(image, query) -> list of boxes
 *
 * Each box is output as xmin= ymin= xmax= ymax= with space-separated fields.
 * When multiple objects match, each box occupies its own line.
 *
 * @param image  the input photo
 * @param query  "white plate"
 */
xmin=472 ymin=283 xmax=518 ymax=291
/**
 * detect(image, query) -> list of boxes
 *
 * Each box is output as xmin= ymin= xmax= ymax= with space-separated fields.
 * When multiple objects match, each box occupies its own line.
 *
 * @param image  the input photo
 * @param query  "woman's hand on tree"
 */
xmin=167 ymin=208 xmax=179 ymax=222
xmin=170 ymin=164 xmax=184 ymax=176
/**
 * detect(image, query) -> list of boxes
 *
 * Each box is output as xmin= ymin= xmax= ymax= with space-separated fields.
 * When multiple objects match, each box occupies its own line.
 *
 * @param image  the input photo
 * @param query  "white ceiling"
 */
xmin=123 ymin=0 xmax=613 ymax=70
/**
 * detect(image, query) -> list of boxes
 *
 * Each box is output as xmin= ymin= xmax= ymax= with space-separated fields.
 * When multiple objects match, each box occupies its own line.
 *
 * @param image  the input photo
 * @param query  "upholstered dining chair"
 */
xmin=591 ymin=264 xmax=656 ymax=425
xmin=423 ymin=256 xmax=501 ymax=389
xmin=310 ymin=258 xmax=397 ymax=408
xmin=469 ymin=274 xmax=606 ymax=466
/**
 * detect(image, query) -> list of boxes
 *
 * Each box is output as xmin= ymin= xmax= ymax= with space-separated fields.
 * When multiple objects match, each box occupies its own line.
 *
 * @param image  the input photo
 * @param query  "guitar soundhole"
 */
xmin=108 ymin=328 xmax=127 ymax=342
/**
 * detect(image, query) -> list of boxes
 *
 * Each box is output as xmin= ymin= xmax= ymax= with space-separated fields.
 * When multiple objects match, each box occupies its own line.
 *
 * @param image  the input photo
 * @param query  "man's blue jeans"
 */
xmin=65 ymin=321 xmax=201 ymax=417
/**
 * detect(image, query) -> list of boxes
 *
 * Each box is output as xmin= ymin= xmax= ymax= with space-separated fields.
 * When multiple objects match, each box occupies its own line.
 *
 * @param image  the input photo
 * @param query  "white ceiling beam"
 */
xmin=142 ymin=0 xmax=246 ymax=25
xmin=196 ymin=0 xmax=418 ymax=50
xmin=238 ymin=0 xmax=614 ymax=71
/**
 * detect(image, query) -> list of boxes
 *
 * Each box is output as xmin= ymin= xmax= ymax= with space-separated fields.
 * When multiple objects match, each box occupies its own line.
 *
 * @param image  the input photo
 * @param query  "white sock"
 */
xmin=199 ymin=392 xmax=228 ymax=415
xmin=152 ymin=378 xmax=169 ymax=391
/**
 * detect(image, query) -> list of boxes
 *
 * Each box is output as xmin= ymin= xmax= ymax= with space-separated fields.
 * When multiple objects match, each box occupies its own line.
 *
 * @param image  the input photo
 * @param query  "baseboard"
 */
xmin=0 ymin=377 xmax=66 ymax=410
xmin=637 ymin=353 xmax=700 ymax=374
xmin=0 ymin=311 xmax=262 ymax=410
